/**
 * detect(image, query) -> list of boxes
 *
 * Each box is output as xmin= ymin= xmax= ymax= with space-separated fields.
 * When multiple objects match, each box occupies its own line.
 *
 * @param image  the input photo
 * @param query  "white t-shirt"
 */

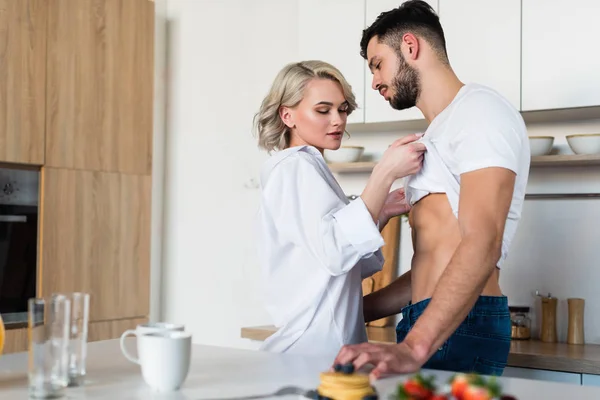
xmin=404 ymin=83 xmax=530 ymax=267
xmin=255 ymin=145 xmax=385 ymax=356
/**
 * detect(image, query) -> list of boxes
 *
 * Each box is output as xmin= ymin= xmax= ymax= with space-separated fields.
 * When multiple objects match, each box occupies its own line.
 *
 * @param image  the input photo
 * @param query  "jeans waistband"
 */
xmin=401 ymin=295 xmax=509 ymax=325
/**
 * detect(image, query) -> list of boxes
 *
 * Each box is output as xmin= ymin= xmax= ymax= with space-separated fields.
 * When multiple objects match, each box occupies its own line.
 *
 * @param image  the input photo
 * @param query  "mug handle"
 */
xmin=120 ymin=329 xmax=140 ymax=364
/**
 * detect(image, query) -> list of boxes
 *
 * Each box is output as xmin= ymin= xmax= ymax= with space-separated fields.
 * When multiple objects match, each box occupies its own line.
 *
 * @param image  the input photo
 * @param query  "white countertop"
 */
xmin=1 ymin=339 xmax=600 ymax=399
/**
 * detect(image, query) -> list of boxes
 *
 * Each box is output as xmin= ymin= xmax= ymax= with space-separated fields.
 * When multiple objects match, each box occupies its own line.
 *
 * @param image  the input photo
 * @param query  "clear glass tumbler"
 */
xmin=28 ymin=295 xmax=71 ymax=399
xmin=66 ymin=292 xmax=90 ymax=386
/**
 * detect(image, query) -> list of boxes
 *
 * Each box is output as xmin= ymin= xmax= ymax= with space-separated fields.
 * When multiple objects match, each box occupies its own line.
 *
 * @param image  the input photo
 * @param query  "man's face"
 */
xmin=366 ymin=36 xmax=420 ymax=110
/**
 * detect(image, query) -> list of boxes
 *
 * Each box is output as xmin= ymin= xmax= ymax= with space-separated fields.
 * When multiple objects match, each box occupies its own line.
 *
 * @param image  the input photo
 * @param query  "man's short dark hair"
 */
xmin=360 ymin=0 xmax=448 ymax=64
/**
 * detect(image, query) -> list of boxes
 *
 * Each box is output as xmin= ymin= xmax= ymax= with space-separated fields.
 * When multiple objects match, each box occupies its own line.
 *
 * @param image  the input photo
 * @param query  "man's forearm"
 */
xmin=363 ymin=270 xmax=412 ymax=322
xmin=402 ymin=235 xmax=499 ymax=359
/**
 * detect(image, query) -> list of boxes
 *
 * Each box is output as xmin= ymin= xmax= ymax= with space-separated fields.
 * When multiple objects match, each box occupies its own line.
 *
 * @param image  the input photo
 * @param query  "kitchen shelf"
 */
xmin=328 ymin=154 xmax=600 ymax=173
xmin=530 ymin=153 xmax=600 ymax=167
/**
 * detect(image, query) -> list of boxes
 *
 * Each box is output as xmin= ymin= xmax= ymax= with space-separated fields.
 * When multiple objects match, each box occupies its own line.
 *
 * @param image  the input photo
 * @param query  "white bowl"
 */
xmin=529 ymin=136 xmax=554 ymax=156
xmin=324 ymin=146 xmax=364 ymax=163
xmin=566 ymin=134 xmax=600 ymax=155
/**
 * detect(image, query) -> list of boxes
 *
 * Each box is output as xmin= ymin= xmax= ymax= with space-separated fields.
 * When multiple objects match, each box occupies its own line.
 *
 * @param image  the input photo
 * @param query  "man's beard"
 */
xmin=389 ymin=53 xmax=420 ymax=110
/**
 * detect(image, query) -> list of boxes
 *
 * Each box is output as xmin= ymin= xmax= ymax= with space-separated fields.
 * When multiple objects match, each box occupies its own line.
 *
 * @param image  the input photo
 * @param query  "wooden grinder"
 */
xmin=567 ymin=298 xmax=585 ymax=345
xmin=540 ymin=294 xmax=558 ymax=343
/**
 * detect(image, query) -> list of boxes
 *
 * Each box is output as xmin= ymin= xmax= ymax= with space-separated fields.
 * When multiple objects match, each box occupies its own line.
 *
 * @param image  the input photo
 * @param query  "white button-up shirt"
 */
xmin=255 ymin=145 xmax=385 ymax=357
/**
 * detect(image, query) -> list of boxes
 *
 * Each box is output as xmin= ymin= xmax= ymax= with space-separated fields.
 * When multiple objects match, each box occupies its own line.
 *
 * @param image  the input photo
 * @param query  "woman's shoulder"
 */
xmin=260 ymin=145 xmax=328 ymax=185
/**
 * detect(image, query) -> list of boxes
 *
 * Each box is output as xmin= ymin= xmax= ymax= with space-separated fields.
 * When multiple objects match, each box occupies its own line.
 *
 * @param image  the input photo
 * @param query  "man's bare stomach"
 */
xmin=407 ymin=193 xmax=503 ymax=304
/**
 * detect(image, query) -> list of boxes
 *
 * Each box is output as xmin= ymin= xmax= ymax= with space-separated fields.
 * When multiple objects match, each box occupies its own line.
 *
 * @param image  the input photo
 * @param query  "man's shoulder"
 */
xmin=455 ymin=84 xmax=519 ymax=117
xmin=447 ymin=83 xmax=526 ymax=138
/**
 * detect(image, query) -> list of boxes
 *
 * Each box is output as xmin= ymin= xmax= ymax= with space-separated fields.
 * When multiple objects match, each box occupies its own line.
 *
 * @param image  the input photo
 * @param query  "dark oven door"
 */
xmin=0 ymin=204 xmax=38 ymax=324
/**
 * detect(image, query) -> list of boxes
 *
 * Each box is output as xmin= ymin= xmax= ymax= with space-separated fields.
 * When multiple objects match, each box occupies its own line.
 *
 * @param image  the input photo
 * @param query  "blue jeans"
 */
xmin=395 ymin=296 xmax=512 ymax=376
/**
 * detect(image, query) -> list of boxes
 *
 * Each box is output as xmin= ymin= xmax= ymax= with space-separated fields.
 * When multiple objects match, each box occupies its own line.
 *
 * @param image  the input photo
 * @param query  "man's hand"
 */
xmin=332 ymin=341 xmax=429 ymax=380
xmin=378 ymin=187 xmax=410 ymax=230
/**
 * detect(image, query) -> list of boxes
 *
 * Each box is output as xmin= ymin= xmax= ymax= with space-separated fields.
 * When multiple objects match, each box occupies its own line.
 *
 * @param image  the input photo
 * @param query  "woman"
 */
xmin=254 ymin=60 xmax=426 ymax=356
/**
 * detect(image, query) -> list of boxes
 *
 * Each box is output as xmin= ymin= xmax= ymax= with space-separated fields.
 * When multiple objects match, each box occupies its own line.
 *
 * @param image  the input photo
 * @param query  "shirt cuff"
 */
xmin=333 ymin=197 xmax=385 ymax=255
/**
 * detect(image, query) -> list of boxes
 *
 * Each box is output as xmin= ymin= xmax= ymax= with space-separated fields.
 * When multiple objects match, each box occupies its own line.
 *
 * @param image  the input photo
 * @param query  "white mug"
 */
xmin=120 ymin=322 xmax=184 ymax=360
xmin=121 ymin=331 xmax=192 ymax=392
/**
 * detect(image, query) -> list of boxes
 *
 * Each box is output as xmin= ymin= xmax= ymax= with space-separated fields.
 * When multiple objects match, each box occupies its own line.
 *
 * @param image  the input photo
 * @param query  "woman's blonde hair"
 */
xmin=253 ymin=60 xmax=358 ymax=152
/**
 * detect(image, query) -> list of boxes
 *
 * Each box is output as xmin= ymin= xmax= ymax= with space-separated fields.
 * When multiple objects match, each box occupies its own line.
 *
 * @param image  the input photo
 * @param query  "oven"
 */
xmin=0 ymin=167 xmax=39 ymax=326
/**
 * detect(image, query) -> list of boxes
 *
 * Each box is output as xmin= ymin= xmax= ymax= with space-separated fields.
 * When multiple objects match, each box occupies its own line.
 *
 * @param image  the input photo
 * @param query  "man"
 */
xmin=333 ymin=0 xmax=530 ymax=378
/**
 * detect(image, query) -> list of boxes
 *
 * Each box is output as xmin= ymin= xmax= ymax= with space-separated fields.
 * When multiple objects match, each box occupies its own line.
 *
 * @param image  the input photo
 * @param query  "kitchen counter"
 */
xmin=241 ymin=325 xmax=600 ymax=375
xmin=2 ymin=338 xmax=600 ymax=399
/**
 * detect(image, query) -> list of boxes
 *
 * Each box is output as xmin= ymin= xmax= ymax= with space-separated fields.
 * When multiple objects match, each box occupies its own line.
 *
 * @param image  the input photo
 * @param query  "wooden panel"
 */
xmin=0 ymin=0 xmax=46 ymax=165
xmin=2 ymin=327 xmax=28 ymax=354
xmin=1 ymin=317 xmax=147 ymax=354
xmin=367 ymin=216 xmax=400 ymax=327
xmin=45 ymin=0 xmax=154 ymax=174
xmin=88 ymin=317 xmax=147 ymax=342
xmin=39 ymin=167 xmax=151 ymax=322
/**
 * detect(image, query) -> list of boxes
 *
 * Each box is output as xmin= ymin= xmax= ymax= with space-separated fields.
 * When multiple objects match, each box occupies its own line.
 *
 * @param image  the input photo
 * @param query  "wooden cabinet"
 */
xmin=2 ymin=317 xmax=147 ymax=354
xmin=45 ymin=0 xmax=154 ymax=174
xmin=2 ymin=326 xmax=29 ymax=354
xmin=298 ymin=0 xmax=366 ymax=124
xmin=0 ymin=0 xmax=46 ymax=165
xmin=440 ymin=0 xmax=521 ymax=110
xmin=39 ymin=167 xmax=151 ymax=322
xmin=522 ymin=0 xmax=600 ymax=111
xmin=364 ymin=0 xmax=438 ymax=123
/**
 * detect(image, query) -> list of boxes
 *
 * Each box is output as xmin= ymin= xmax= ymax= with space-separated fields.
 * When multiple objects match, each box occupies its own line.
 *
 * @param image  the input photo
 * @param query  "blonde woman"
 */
xmin=254 ymin=60 xmax=426 ymax=356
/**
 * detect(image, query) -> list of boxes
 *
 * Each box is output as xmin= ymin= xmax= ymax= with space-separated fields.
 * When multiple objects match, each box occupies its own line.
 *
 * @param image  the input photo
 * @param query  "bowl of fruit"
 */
xmin=392 ymin=372 xmax=517 ymax=400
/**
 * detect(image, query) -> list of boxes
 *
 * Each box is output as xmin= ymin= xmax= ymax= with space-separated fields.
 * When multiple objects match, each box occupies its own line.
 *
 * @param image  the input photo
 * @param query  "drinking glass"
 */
xmin=28 ymin=295 xmax=71 ymax=399
xmin=65 ymin=292 xmax=90 ymax=386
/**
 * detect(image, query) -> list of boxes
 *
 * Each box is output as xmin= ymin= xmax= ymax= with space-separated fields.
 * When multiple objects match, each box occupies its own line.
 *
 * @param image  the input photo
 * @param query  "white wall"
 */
xmin=150 ymin=0 xmax=168 ymax=323
xmin=160 ymin=0 xmax=600 ymax=348
xmin=161 ymin=0 xmax=299 ymax=349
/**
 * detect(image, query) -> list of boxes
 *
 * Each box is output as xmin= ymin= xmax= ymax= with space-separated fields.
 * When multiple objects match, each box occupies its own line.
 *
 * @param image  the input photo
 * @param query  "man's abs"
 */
xmin=408 ymin=193 xmax=502 ymax=303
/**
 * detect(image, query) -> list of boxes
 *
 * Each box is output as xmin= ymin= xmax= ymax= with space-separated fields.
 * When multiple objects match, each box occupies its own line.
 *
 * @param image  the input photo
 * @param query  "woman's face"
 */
xmin=281 ymin=78 xmax=349 ymax=153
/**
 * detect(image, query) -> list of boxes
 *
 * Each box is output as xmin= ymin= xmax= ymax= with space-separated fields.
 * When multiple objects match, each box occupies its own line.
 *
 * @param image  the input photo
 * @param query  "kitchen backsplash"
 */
xmin=0 ymin=168 xmax=40 ymax=206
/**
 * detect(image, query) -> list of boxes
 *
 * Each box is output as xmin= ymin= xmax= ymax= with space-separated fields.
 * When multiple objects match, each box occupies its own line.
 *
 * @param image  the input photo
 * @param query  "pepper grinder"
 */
xmin=567 ymin=298 xmax=585 ymax=345
xmin=538 ymin=292 xmax=558 ymax=343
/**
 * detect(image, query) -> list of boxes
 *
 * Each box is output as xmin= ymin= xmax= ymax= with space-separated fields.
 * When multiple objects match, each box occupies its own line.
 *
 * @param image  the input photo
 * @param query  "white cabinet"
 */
xmin=522 ymin=0 xmax=600 ymax=111
xmin=583 ymin=374 xmax=600 ymax=387
xmin=503 ymin=366 xmax=581 ymax=385
xmin=298 ymin=0 xmax=366 ymax=124
xmin=364 ymin=0 xmax=438 ymax=124
xmin=440 ymin=0 xmax=521 ymax=110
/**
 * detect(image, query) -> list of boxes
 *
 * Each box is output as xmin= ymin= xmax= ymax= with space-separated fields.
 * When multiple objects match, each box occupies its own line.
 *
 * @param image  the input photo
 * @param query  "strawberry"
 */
xmin=397 ymin=373 xmax=437 ymax=399
xmin=463 ymin=385 xmax=492 ymax=400
xmin=449 ymin=373 xmax=470 ymax=399
xmin=430 ymin=395 xmax=449 ymax=400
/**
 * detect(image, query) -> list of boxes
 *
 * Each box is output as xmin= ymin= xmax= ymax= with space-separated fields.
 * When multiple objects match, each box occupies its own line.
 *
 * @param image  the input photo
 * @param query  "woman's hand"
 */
xmin=359 ymin=133 xmax=425 ymax=227
xmin=376 ymin=134 xmax=426 ymax=181
xmin=378 ymin=188 xmax=410 ymax=230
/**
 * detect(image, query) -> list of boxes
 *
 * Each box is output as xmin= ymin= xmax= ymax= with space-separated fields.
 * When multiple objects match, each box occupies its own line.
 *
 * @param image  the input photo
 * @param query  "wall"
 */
xmin=160 ymin=0 xmax=600 ymax=348
xmin=150 ymin=0 xmax=168 ymax=323
xmin=161 ymin=0 xmax=299 ymax=349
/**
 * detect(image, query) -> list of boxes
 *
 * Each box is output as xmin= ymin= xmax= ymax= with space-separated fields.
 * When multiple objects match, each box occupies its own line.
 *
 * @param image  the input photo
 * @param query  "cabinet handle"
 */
xmin=0 ymin=215 xmax=27 ymax=222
